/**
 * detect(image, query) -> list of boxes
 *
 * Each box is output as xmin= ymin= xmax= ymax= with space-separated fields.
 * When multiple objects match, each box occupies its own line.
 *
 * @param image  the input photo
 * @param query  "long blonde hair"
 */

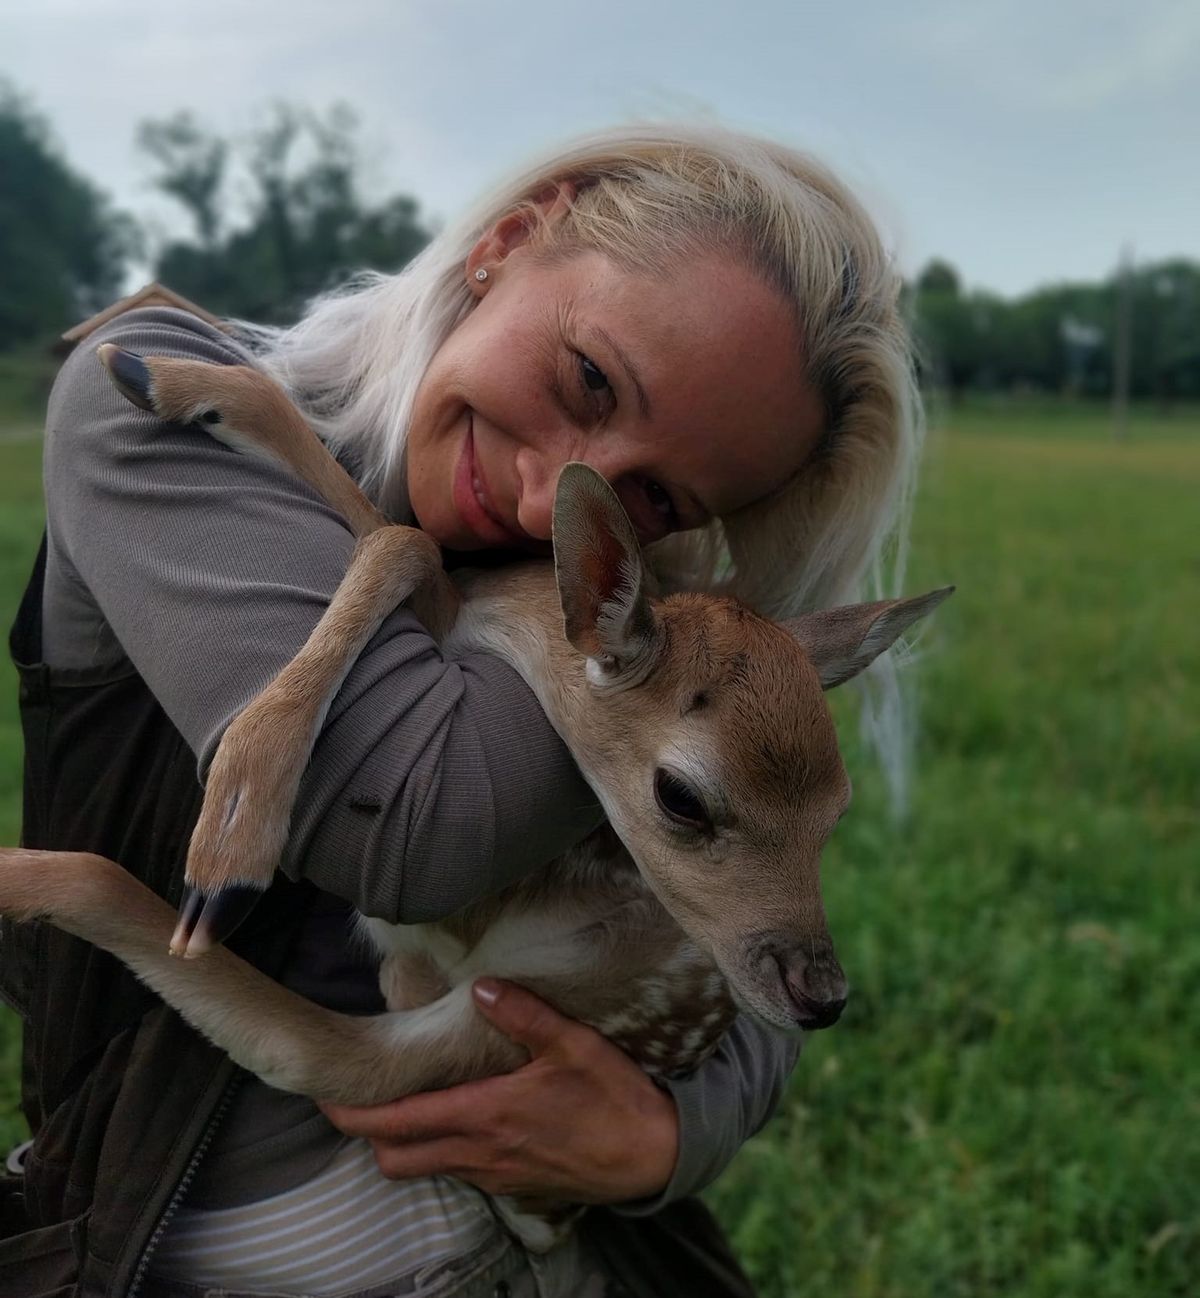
xmin=250 ymin=123 xmax=924 ymax=805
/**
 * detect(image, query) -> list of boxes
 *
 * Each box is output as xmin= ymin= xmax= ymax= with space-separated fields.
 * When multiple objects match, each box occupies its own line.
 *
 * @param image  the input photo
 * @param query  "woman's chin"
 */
xmin=411 ymin=501 xmax=486 ymax=553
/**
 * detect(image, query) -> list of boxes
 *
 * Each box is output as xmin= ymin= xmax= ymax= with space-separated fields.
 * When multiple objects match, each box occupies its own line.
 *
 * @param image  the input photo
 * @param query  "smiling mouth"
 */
xmin=456 ymin=415 xmax=548 ymax=554
xmin=469 ymin=426 xmax=507 ymax=530
xmin=452 ymin=413 xmax=512 ymax=546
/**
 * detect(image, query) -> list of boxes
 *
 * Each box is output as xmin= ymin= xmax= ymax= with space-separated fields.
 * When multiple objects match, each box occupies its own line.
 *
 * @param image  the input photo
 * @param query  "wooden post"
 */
xmin=1112 ymin=245 xmax=1133 ymax=441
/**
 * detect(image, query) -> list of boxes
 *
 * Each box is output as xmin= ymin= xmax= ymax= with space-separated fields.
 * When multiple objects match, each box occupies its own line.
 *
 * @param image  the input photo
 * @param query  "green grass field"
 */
xmin=0 ymin=400 xmax=1196 ymax=1295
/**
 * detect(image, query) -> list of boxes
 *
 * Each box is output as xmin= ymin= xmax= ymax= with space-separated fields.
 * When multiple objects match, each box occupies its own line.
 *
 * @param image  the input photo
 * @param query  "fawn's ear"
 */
xmin=552 ymin=463 xmax=661 ymax=682
xmin=782 ymin=587 xmax=954 ymax=689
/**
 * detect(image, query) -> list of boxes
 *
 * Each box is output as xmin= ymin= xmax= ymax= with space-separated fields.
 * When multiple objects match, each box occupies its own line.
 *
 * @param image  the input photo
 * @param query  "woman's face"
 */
xmin=407 ymin=242 xmax=825 ymax=553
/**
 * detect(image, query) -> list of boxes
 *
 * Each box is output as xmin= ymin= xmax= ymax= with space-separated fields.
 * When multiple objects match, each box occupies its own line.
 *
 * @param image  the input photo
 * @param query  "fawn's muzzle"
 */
xmin=778 ymin=949 xmax=848 ymax=1031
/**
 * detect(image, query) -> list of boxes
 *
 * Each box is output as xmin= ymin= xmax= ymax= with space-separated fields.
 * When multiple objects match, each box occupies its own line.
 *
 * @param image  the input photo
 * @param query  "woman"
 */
xmin=1 ymin=124 xmax=921 ymax=1297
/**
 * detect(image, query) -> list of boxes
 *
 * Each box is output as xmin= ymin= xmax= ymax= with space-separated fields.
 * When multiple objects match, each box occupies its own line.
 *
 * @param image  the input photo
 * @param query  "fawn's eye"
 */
xmin=654 ymin=769 xmax=712 ymax=833
xmin=199 ymin=409 xmax=222 ymax=425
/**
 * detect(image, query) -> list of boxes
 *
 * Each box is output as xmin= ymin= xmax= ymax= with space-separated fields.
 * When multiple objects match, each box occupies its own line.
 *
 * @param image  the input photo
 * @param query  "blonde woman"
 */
xmin=3 ymin=125 xmax=920 ymax=1298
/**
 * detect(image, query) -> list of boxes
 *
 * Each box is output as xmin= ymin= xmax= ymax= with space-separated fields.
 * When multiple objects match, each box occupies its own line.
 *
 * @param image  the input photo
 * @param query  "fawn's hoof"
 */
xmin=97 ymin=345 xmax=155 ymax=411
xmin=171 ymin=883 xmax=266 ymax=958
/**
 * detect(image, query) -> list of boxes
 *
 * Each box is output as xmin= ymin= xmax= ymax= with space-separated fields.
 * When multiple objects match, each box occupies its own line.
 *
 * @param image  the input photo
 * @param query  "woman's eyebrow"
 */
xmin=592 ymin=326 xmax=652 ymax=420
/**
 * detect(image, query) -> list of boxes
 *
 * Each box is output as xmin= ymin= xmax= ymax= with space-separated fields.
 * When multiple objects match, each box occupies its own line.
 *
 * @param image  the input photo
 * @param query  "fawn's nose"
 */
xmin=778 ymin=950 xmax=849 ymax=1031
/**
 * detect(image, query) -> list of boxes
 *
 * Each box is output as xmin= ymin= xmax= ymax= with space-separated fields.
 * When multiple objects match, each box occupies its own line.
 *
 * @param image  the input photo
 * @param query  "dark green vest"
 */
xmin=0 ymin=536 xmax=311 ymax=1296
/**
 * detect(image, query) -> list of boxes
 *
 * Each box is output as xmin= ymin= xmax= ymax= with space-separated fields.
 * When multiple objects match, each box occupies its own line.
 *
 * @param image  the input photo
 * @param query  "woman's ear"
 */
xmin=465 ymin=180 xmax=578 ymax=293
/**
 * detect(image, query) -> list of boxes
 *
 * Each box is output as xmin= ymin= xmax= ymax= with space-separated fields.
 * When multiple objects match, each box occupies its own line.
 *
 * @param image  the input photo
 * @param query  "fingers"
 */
xmin=471 ymin=978 xmax=592 ymax=1058
xmin=320 ymin=1089 xmax=525 ymax=1191
xmin=320 ymin=1077 xmax=502 ymax=1144
xmin=367 ymin=1136 xmax=484 ymax=1184
xmin=170 ymin=883 xmax=265 ymax=958
xmin=318 ymin=992 xmax=678 ymax=1202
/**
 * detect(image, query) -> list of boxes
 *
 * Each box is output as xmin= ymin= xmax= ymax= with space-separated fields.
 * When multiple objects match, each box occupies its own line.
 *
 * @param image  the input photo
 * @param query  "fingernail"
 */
xmin=473 ymin=978 xmax=501 ymax=1006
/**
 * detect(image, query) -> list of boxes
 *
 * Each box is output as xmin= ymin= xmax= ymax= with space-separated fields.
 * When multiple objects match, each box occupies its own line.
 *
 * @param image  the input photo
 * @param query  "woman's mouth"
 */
xmin=452 ymin=414 xmax=527 ymax=548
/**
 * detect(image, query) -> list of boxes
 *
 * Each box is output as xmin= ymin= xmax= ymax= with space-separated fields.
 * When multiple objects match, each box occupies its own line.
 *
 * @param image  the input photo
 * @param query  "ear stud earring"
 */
xmin=474 ymin=268 xmax=489 ymax=283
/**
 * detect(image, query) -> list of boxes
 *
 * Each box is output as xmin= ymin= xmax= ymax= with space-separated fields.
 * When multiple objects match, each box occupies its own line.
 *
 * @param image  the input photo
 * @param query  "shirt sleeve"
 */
xmin=42 ymin=306 xmax=604 ymax=922
xmin=615 ymin=1017 xmax=801 ymax=1215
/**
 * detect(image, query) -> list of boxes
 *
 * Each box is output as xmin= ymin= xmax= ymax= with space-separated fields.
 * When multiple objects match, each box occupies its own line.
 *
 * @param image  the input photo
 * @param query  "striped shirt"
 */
xmin=151 ymin=1139 xmax=499 ymax=1295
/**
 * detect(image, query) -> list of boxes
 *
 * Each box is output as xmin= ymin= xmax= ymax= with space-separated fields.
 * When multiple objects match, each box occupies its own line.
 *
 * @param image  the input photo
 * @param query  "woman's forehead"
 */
xmin=559 ymin=250 xmax=824 ymax=510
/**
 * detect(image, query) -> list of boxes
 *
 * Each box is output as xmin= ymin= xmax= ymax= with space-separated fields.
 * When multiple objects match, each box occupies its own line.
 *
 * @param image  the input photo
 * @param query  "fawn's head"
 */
xmin=552 ymin=463 xmax=951 ymax=1033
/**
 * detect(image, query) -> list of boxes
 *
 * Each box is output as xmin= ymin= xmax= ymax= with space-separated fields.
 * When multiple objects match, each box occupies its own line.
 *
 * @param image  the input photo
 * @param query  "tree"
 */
xmin=136 ymin=112 xmax=226 ymax=251
xmin=141 ymin=103 xmax=431 ymax=322
xmin=916 ymin=259 xmax=961 ymax=296
xmin=911 ymin=259 xmax=981 ymax=400
xmin=1127 ymin=260 xmax=1200 ymax=405
xmin=910 ymin=255 xmax=1200 ymax=402
xmin=0 ymin=82 xmax=135 ymax=350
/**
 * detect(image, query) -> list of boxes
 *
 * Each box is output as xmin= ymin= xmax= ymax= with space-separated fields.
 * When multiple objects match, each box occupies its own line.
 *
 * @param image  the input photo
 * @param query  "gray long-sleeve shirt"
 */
xmin=39 ymin=305 xmax=799 ymax=1212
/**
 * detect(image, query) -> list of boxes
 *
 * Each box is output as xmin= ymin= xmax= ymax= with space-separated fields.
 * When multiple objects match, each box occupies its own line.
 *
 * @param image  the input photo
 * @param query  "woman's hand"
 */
xmin=319 ymin=979 xmax=679 ymax=1203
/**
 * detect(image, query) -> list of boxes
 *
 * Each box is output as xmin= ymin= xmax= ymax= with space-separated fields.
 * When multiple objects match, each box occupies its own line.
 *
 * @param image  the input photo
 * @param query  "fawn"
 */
xmin=0 ymin=346 xmax=950 ymax=1246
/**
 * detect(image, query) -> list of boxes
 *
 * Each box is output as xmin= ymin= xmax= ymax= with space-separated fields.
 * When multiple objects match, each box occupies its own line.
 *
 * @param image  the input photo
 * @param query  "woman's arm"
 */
xmin=622 ymin=1007 xmax=801 ymax=1212
xmin=43 ymin=306 xmax=603 ymax=923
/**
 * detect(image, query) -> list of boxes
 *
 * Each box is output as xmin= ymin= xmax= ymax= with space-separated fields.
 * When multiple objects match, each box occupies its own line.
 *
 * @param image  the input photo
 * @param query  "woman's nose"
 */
xmin=515 ymin=434 xmax=599 ymax=541
xmin=513 ymin=446 xmax=557 ymax=541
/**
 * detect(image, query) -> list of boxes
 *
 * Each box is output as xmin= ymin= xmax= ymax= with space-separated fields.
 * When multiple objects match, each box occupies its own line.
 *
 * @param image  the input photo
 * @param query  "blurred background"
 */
xmin=0 ymin=2 xmax=1196 ymax=1294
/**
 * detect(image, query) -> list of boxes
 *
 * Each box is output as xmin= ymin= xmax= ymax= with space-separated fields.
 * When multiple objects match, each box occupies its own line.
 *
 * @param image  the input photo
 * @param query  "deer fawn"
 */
xmin=0 ymin=346 xmax=950 ymax=1247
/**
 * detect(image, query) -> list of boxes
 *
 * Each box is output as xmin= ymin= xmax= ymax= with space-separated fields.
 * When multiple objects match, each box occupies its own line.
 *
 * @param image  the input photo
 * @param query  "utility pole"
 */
xmin=1112 ymin=244 xmax=1133 ymax=441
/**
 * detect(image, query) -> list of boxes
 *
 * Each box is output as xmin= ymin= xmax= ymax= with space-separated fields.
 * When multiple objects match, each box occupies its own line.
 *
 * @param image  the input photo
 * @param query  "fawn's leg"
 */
xmin=98 ymin=346 xmax=389 ymax=539
xmin=0 ymin=848 xmax=523 ymax=1104
xmin=177 ymin=523 xmax=453 ymax=956
xmin=96 ymin=347 xmax=462 ymax=640
xmin=96 ymin=348 xmax=461 ymax=953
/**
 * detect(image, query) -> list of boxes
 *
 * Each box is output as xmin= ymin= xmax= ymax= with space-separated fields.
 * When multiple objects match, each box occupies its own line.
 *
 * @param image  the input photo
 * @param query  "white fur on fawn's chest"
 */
xmin=359 ymin=841 xmax=737 ymax=1080
xmin=361 ymin=895 xmax=624 ymax=990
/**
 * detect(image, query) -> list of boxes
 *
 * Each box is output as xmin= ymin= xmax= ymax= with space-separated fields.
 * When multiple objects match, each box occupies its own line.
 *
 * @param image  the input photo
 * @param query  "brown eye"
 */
xmin=654 ymin=768 xmax=711 ymax=832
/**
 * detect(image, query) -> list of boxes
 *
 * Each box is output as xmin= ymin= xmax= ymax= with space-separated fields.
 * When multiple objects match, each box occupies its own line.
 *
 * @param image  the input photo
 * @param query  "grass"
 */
xmin=0 ymin=350 xmax=59 ymax=439
xmin=706 ymin=407 xmax=1200 ymax=1296
xmin=0 ymin=396 xmax=1196 ymax=1295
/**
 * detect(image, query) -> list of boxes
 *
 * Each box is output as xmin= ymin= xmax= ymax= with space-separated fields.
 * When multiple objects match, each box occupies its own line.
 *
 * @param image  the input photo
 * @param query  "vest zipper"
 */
xmin=126 ymin=1071 xmax=243 ymax=1298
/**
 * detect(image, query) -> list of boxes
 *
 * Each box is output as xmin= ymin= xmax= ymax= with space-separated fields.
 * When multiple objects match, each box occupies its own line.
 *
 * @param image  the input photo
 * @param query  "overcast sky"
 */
xmin=4 ymin=0 xmax=1198 ymax=296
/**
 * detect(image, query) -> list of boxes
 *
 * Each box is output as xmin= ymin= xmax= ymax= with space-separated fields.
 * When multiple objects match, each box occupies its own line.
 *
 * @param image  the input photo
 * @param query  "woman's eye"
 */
xmin=578 ymin=354 xmax=610 ymax=394
xmin=643 ymin=478 xmax=675 ymax=519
